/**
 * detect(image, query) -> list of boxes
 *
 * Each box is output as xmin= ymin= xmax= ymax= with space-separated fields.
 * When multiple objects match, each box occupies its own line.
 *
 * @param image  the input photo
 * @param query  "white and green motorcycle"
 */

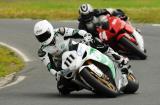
xmin=61 ymin=43 xmax=139 ymax=97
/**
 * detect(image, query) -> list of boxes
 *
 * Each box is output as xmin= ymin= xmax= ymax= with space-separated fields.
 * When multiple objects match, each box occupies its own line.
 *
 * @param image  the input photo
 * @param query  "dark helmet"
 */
xmin=79 ymin=4 xmax=94 ymax=22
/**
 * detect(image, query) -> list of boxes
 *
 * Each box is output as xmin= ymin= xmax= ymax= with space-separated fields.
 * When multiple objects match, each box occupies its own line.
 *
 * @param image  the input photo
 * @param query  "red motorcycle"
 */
xmin=96 ymin=15 xmax=147 ymax=59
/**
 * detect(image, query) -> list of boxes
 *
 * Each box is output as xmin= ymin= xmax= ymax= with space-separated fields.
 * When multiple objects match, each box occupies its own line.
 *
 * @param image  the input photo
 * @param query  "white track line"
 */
xmin=0 ymin=76 xmax=26 ymax=89
xmin=152 ymin=24 xmax=160 ymax=27
xmin=0 ymin=42 xmax=31 ymax=62
xmin=0 ymin=42 xmax=29 ymax=89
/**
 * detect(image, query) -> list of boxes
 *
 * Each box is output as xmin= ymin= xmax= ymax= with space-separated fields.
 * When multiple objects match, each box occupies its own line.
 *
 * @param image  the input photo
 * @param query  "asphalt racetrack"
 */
xmin=0 ymin=19 xmax=160 ymax=105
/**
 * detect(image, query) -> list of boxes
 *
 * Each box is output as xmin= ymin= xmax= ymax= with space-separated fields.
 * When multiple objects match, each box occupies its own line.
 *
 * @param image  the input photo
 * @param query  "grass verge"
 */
xmin=0 ymin=0 xmax=160 ymax=23
xmin=0 ymin=45 xmax=24 ymax=77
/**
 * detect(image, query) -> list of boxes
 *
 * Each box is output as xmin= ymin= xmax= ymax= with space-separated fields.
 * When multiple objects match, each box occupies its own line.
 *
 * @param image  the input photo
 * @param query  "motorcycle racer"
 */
xmin=33 ymin=20 xmax=129 ymax=95
xmin=78 ymin=3 xmax=129 ymax=36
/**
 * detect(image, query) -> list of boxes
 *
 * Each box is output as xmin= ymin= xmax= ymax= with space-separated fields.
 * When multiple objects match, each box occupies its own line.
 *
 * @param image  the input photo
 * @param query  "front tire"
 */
xmin=122 ymin=73 xmax=139 ymax=94
xmin=80 ymin=67 xmax=118 ymax=97
xmin=119 ymin=37 xmax=147 ymax=60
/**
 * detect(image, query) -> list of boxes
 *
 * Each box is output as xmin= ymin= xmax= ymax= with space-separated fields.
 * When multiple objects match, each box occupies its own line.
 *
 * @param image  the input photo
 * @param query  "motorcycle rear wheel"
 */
xmin=119 ymin=37 xmax=147 ymax=60
xmin=80 ymin=67 xmax=118 ymax=97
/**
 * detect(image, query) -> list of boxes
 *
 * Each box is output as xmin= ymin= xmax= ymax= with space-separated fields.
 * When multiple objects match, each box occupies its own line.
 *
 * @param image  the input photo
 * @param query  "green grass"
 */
xmin=0 ymin=45 xmax=24 ymax=77
xmin=0 ymin=0 xmax=160 ymax=22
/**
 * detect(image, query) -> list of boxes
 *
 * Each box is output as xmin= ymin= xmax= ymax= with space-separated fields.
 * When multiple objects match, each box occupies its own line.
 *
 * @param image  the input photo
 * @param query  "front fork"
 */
xmin=114 ymin=66 xmax=128 ymax=91
xmin=117 ymin=30 xmax=145 ymax=52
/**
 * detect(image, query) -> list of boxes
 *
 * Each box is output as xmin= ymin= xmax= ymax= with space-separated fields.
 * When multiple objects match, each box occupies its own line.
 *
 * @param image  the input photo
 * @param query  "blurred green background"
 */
xmin=0 ymin=0 xmax=160 ymax=23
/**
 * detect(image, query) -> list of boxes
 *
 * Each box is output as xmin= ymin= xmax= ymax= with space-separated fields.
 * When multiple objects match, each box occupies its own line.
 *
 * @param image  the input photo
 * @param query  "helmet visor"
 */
xmin=81 ymin=12 xmax=93 ymax=22
xmin=36 ymin=31 xmax=51 ymax=42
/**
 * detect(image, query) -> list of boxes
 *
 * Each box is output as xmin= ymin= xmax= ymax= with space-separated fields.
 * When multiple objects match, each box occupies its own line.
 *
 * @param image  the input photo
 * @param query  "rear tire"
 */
xmin=80 ymin=67 xmax=118 ymax=97
xmin=119 ymin=37 xmax=147 ymax=60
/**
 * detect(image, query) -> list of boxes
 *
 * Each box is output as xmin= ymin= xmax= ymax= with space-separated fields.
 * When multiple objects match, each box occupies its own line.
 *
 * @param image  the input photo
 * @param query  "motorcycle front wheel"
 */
xmin=80 ymin=67 xmax=118 ymax=97
xmin=119 ymin=37 xmax=147 ymax=60
xmin=122 ymin=72 xmax=139 ymax=94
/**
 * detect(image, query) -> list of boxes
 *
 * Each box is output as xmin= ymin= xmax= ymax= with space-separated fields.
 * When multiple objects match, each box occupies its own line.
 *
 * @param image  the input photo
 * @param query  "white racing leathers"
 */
xmin=38 ymin=27 xmax=88 ymax=76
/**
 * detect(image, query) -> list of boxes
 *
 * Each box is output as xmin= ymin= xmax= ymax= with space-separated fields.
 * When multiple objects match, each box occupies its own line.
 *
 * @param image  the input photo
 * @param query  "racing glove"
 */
xmin=83 ymin=33 xmax=93 ymax=45
xmin=118 ymin=56 xmax=130 ymax=75
xmin=119 ymin=57 xmax=129 ymax=66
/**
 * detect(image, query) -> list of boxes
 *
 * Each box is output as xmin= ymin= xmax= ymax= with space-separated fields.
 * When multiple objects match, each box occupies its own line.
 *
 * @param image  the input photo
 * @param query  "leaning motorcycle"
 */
xmin=96 ymin=16 xmax=147 ymax=60
xmin=61 ymin=43 xmax=139 ymax=97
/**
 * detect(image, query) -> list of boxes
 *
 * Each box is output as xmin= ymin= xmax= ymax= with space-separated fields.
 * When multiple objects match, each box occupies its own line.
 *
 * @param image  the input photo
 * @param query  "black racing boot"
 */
xmin=57 ymin=76 xmax=80 ymax=95
xmin=121 ymin=65 xmax=131 ymax=75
